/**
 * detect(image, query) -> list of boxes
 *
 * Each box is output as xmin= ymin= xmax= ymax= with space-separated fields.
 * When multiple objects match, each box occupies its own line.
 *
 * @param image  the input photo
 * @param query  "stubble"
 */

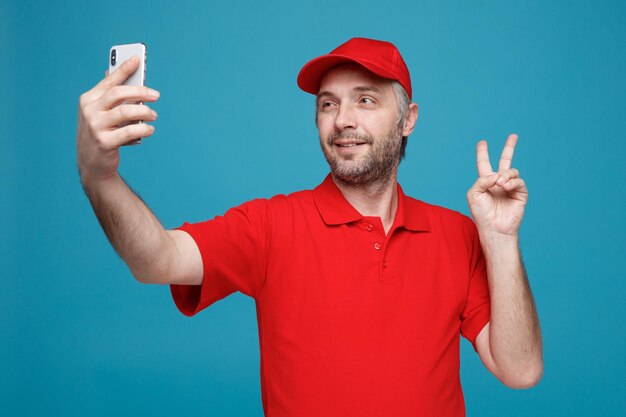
xmin=321 ymin=126 xmax=403 ymax=187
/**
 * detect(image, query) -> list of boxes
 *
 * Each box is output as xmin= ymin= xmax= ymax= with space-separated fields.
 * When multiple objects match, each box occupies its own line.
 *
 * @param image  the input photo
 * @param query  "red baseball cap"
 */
xmin=297 ymin=37 xmax=412 ymax=100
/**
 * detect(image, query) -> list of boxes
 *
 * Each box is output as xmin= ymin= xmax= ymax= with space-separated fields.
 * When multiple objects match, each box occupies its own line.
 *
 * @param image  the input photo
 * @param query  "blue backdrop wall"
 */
xmin=2 ymin=0 xmax=625 ymax=415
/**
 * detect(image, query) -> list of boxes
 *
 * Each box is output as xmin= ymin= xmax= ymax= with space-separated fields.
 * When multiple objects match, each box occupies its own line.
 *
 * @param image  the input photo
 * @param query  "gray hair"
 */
xmin=391 ymin=81 xmax=411 ymax=159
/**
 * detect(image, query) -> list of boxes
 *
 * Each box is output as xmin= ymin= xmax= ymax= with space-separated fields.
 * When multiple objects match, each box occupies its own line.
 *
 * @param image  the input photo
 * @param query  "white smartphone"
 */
xmin=109 ymin=42 xmax=146 ymax=87
xmin=109 ymin=43 xmax=147 ymax=143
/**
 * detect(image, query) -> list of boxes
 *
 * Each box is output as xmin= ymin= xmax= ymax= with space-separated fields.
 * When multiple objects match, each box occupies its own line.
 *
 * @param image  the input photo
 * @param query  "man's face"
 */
xmin=316 ymin=63 xmax=404 ymax=186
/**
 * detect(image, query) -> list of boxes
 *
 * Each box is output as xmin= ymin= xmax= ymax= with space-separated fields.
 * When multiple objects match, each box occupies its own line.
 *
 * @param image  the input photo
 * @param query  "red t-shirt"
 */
xmin=171 ymin=175 xmax=490 ymax=417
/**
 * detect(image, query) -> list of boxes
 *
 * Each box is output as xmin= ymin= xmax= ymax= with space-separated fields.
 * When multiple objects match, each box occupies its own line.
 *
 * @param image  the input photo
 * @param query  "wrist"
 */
xmin=80 ymin=171 xmax=120 ymax=195
xmin=477 ymin=230 xmax=519 ymax=254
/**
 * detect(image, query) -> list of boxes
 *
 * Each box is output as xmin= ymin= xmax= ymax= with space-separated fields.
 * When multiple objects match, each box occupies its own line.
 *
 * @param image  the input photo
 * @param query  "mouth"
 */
xmin=334 ymin=142 xmax=367 ymax=148
xmin=333 ymin=140 xmax=369 ymax=148
xmin=327 ymin=132 xmax=373 ymax=151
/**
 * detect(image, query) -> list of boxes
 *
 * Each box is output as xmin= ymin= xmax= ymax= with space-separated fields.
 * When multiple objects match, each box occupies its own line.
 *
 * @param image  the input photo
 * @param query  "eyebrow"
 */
xmin=316 ymin=91 xmax=335 ymax=101
xmin=316 ymin=85 xmax=383 ymax=102
xmin=353 ymin=85 xmax=383 ymax=94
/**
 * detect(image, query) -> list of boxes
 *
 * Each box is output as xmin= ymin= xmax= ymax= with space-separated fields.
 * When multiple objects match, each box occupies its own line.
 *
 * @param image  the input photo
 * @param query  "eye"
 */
xmin=319 ymin=101 xmax=337 ymax=111
xmin=360 ymin=97 xmax=375 ymax=105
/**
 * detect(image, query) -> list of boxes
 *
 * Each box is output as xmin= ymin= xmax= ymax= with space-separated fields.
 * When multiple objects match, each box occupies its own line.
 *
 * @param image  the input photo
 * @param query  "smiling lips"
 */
xmin=335 ymin=140 xmax=368 ymax=147
xmin=328 ymin=132 xmax=373 ymax=149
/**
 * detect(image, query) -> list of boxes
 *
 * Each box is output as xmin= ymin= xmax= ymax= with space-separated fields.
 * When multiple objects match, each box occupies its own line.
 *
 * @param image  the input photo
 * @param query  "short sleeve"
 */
xmin=460 ymin=219 xmax=491 ymax=352
xmin=170 ymin=199 xmax=270 ymax=316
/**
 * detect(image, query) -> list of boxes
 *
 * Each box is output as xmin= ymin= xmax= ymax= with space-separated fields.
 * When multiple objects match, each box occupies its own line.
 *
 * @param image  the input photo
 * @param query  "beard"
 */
xmin=320 ymin=126 xmax=404 ymax=186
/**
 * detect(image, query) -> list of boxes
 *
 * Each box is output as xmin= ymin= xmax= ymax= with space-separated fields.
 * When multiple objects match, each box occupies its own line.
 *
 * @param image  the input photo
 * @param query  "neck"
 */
xmin=331 ymin=171 xmax=399 ymax=235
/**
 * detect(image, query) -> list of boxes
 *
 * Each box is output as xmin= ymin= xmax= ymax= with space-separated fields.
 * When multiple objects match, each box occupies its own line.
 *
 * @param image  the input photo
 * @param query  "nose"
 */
xmin=334 ymin=103 xmax=357 ymax=131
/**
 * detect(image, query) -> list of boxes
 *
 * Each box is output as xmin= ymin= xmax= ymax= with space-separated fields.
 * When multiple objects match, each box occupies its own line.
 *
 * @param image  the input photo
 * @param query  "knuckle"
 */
xmin=79 ymin=93 xmax=89 ymax=107
xmin=103 ymin=74 xmax=116 ymax=87
xmin=99 ymin=79 xmax=114 ymax=94
xmin=109 ymin=85 xmax=122 ymax=100
xmin=108 ymin=86 xmax=123 ymax=102
xmin=121 ymin=129 xmax=134 ymax=141
xmin=86 ymin=117 xmax=99 ymax=133
xmin=93 ymin=132 xmax=109 ymax=150
xmin=128 ymin=123 xmax=142 ymax=134
xmin=83 ymin=109 xmax=102 ymax=129
xmin=118 ymin=127 xmax=135 ymax=143
xmin=126 ymin=123 xmax=145 ymax=138
xmin=117 ymin=105 xmax=130 ymax=119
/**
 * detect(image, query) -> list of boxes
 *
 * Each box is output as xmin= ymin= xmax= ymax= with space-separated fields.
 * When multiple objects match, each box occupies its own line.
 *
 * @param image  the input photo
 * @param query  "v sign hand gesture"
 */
xmin=467 ymin=134 xmax=543 ymax=387
xmin=467 ymin=134 xmax=528 ymax=237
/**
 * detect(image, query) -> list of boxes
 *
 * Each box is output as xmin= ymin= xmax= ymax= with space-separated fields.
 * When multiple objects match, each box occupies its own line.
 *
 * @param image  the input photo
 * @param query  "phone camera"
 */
xmin=111 ymin=49 xmax=117 ymax=66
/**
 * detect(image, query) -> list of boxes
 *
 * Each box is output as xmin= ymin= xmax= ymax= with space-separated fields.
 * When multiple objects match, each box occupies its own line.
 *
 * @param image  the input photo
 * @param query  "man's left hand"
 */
xmin=467 ymin=134 xmax=528 ymax=237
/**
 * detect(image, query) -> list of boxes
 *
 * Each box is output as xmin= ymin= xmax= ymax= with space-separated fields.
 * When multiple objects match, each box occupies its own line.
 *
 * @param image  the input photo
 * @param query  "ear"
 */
xmin=402 ymin=103 xmax=418 ymax=137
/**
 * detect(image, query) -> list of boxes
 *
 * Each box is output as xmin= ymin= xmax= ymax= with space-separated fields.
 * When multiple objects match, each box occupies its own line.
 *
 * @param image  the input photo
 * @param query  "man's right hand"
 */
xmin=77 ymin=55 xmax=160 ymax=186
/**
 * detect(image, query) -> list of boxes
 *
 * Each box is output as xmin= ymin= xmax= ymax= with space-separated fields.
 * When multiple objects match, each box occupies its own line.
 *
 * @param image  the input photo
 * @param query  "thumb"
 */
xmin=470 ymin=173 xmax=499 ymax=194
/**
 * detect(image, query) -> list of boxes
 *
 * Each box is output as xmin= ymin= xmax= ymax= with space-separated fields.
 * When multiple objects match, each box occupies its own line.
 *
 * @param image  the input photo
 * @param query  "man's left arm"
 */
xmin=467 ymin=134 xmax=543 ymax=389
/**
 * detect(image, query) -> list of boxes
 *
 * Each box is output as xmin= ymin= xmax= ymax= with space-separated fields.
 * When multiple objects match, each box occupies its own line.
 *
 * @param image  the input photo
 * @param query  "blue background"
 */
xmin=2 ymin=0 xmax=625 ymax=415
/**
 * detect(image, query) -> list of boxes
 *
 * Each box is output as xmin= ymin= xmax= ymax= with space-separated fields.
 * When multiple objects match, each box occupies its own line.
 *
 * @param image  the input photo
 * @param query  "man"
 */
xmin=77 ymin=37 xmax=542 ymax=416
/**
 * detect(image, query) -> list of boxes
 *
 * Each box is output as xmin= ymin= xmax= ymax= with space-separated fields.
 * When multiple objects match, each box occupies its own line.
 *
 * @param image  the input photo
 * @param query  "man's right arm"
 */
xmin=78 ymin=56 xmax=202 ymax=285
xmin=81 ymin=174 xmax=203 ymax=285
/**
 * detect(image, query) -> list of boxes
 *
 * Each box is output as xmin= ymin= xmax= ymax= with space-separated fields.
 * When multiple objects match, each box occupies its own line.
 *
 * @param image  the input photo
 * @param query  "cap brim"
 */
xmin=297 ymin=54 xmax=400 ymax=95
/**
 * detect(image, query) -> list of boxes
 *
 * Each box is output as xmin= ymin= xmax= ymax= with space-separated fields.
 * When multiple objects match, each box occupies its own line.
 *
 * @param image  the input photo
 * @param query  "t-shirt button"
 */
xmin=365 ymin=223 xmax=374 ymax=232
xmin=374 ymin=243 xmax=381 ymax=250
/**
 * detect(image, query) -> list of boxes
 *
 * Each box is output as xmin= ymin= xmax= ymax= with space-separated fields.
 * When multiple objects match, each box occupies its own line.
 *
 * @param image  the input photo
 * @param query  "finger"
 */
xmin=99 ymin=104 xmax=157 ymax=128
xmin=476 ymin=140 xmax=493 ymax=176
xmin=495 ymin=168 xmax=520 ymax=186
xmin=97 ymin=55 xmax=140 ymax=93
xmin=82 ymin=56 xmax=140 ymax=104
xmin=98 ymin=85 xmax=160 ymax=110
xmin=108 ymin=123 xmax=156 ymax=148
xmin=498 ymin=133 xmax=518 ymax=172
xmin=498 ymin=178 xmax=528 ymax=195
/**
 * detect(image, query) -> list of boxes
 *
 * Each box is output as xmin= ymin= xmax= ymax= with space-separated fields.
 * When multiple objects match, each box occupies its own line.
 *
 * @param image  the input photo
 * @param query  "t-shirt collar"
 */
xmin=313 ymin=174 xmax=430 ymax=232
